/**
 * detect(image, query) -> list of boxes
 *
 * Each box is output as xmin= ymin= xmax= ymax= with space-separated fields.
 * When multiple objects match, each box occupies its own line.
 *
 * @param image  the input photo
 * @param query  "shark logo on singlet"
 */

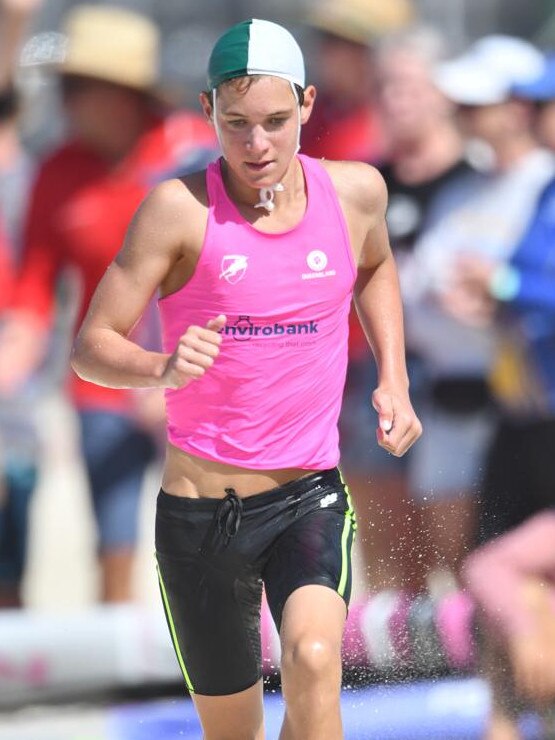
xmin=220 ymin=255 xmax=248 ymax=284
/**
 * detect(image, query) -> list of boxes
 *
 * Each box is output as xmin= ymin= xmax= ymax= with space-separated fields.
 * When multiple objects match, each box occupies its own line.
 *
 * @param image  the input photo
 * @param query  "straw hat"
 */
xmin=57 ymin=4 xmax=160 ymax=91
xmin=308 ymin=0 xmax=415 ymax=45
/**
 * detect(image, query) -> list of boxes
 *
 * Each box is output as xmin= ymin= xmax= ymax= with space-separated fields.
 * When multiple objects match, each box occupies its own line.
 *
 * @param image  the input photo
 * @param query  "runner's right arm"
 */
xmin=71 ymin=177 xmax=226 ymax=390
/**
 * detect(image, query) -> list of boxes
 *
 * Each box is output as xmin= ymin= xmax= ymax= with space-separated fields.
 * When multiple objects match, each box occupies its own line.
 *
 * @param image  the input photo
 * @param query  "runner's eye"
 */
xmin=227 ymin=119 xmax=247 ymax=128
xmin=268 ymin=117 xmax=287 ymax=128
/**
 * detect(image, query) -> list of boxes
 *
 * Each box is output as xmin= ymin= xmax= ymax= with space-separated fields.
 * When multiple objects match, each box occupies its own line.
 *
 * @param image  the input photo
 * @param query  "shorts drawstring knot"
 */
xmin=217 ymin=488 xmax=243 ymax=544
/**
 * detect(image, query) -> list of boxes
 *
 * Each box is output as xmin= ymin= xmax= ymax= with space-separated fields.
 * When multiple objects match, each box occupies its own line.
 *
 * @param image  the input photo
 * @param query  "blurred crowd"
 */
xmin=0 ymin=0 xmax=554 ymax=737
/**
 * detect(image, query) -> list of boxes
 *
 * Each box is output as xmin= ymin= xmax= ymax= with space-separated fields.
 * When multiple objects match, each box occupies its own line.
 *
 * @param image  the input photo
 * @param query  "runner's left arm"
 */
xmin=351 ymin=165 xmax=422 ymax=457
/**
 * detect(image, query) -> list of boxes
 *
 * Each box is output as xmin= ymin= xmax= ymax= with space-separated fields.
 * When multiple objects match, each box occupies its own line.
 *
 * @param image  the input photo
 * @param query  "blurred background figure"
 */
xmin=0 ymin=220 xmax=14 ymax=296
xmin=342 ymin=25 xmax=477 ymax=597
xmin=400 ymin=35 xmax=555 ymax=602
xmin=377 ymin=25 xmax=473 ymax=263
xmin=301 ymin=0 xmax=415 ymax=600
xmin=0 ymin=0 xmax=42 ymax=89
xmin=0 ymin=0 xmax=44 ymax=608
xmin=301 ymin=0 xmax=414 ymax=163
xmin=455 ymin=56 xmax=555 ymax=738
xmin=452 ymin=54 xmax=555 ymax=548
xmin=464 ymin=513 xmax=555 ymax=740
xmin=0 ymin=3 xmax=217 ymax=604
xmin=0 ymin=0 xmax=555 ymax=737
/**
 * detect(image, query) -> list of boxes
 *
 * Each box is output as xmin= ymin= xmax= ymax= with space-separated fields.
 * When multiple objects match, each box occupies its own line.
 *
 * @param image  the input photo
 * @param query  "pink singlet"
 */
xmin=158 ymin=154 xmax=357 ymax=469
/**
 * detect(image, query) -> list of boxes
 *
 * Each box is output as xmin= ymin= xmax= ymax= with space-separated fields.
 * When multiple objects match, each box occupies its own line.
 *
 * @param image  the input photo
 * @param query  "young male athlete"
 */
xmin=72 ymin=18 xmax=422 ymax=740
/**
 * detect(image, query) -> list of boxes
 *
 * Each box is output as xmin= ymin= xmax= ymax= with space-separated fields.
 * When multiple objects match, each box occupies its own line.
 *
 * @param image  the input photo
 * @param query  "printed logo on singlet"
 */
xmin=302 ymin=250 xmax=336 ymax=280
xmin=220 ymin=315 xmax=319 ymax=341
xmin=320 ymin=492 xmax=338 ymax=508
xmin=220 ymin=255 xmax=248 ymax=284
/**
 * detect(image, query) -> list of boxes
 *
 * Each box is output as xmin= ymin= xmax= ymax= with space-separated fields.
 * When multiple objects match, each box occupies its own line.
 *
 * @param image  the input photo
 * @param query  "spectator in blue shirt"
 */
xmin=453 ymin=53 xmax=555 ymax=740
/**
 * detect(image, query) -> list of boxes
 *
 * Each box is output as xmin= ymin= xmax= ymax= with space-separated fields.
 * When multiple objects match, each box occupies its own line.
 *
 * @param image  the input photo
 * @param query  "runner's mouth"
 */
xmin=245 ymin=160 xmax=273 ymax=171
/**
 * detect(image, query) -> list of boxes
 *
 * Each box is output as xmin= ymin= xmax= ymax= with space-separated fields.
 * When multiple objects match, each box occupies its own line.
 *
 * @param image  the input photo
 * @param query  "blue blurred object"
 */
xmin=109 ymin=677 xmax=552 ymax=739
xmin=109 ymin=678 xmax=491 ymax=740
xmin=512 ymin=54 xmax=555 ymax=100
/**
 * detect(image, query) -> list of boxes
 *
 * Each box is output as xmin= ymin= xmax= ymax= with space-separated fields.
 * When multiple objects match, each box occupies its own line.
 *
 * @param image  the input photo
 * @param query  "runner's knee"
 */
xmin=281 ymin=635 xmax=340 ymax=681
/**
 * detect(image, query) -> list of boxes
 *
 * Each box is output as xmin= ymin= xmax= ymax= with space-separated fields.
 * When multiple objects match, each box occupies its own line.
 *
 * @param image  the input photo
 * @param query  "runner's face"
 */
xmin=208 ymin=76 xmax=307 ymax=188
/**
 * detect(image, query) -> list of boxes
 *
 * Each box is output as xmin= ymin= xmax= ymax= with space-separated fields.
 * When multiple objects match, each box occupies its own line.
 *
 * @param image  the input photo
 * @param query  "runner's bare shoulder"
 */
xmin=320 ymin=159 xmax=386 ymax=209
xmin=132 ymin=170 xmax=210 ymax=253
xmin=318 ymin=159 xmax=387 ymax=232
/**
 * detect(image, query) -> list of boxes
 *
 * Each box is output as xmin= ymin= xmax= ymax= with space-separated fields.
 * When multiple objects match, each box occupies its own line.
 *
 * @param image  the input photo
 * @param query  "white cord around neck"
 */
xmin=254 ymin=182 xmax=285 ymax=211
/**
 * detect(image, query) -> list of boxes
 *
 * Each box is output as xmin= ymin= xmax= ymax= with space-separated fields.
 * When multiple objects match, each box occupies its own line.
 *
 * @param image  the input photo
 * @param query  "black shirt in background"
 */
xmin=379 ymin=159 xmax=475 ymax=255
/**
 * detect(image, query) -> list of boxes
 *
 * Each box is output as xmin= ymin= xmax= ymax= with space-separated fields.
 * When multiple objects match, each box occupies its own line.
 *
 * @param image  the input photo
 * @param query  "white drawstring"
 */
xmin=290 ymin=80 xmax=302 ymax=156
xmin=254 ymin=183 xmax=285 ymax=212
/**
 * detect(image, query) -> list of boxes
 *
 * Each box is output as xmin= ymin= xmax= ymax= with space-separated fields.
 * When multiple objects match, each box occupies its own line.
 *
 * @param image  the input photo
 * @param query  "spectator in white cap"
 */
xmin=396 ymin=35 xmax=555 ymax=604
xmin=513 ymin=53 xmax=555 ymax=150
xmin=71 ymin=16 xmax=422 ymax=740
xmin=434 ymin=35 xmax=545 ymax=108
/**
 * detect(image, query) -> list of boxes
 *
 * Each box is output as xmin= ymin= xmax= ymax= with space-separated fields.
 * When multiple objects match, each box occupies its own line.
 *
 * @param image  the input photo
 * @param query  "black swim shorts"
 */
xmin=155 ymin=467 xmax=356 ymax=696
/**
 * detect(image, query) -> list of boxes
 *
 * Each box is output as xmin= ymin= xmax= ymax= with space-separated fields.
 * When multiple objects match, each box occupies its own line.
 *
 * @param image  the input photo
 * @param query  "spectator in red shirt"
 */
xmin=0 ymin=209 xmax=38 ymax=611
xmin=0 ymin=4 xmax=217 ymax=603
xmin=0 ymin=0 xmax=45 ymax=610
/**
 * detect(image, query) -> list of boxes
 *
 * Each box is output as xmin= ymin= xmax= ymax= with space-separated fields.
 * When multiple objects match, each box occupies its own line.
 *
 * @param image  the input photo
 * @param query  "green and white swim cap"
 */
xmin=207 ymin=18 xmax=305 ymax=91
